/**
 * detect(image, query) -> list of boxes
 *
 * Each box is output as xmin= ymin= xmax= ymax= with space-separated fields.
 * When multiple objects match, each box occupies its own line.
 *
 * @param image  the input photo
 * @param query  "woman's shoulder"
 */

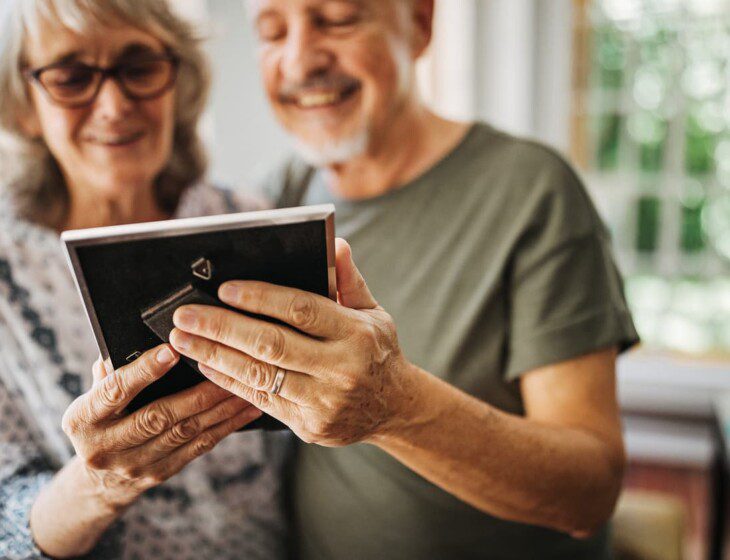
xmin=174 ymin=183 xmax=271 ymax=219
xmin=0 ymin=190 xmax=21 ymax=243
xmin=0 ymin=189 xmax=56 ymax=255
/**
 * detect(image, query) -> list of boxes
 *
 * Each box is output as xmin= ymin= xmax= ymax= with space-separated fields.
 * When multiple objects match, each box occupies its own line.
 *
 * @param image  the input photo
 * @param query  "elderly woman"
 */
xmin=0 ymin=1 xmax=284 ymax=558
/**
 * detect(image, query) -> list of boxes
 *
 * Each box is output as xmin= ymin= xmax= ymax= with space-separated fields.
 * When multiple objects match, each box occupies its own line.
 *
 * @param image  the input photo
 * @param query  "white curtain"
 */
xmin=419 ymin=0 xmax=574 ymax=152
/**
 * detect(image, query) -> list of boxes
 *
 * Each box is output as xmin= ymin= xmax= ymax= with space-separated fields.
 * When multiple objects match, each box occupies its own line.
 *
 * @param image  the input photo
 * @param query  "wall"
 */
xmin=204 ymin=0 xmax=289 ymax=190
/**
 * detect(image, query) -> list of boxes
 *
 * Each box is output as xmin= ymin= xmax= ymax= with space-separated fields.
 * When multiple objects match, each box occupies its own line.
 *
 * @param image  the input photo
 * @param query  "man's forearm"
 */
xmin=369 ymin=364 xmax=625 ymax=536
xmin=30 ymin=456 xmax=125 ymax=558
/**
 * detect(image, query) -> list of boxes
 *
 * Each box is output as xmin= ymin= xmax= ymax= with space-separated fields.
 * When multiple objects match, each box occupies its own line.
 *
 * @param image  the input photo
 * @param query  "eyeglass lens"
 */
xmin=37 ymin=59 xmax=176 ymax=105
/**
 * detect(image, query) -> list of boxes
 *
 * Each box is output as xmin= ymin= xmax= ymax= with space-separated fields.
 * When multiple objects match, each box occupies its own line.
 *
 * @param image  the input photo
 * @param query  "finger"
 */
xmin=92 ymin=358 xmax=106 ymax=385
xmin=196 ymin=363 xmax=298 ymax=426
xmin=168 ymin=330 xmax=312 ymax=403
xmin=171 ymin=307 xmax=334 ymax=375
xmin=198 ymin=358 xmax=311 ymax=404
xmin=335 ymin=238 xmax=378 ymax=310
xmin=99 ymin=380 xmax=233 ymax=450
xmin=77 ymin=345 xmax=179 ymax=425
xmin=217 ymin=280 xmax=348 ymax=339
xmin=112 ymin=396 xmax=254 ymax=466
xmin=153 ymin=405 xmax=264 ymax=481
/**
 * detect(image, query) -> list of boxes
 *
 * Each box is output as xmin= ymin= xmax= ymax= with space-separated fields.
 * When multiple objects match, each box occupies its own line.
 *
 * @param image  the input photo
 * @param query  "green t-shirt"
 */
xmin=265 ymin=123 xmax=639 ymax=560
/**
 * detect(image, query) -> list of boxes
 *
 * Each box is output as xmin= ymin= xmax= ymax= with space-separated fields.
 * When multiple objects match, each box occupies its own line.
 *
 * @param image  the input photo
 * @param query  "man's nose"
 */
xmin=280 ymin=22 xmax=333 ymax=83
xmin=93 ymin=77 xmax=134 ymax=119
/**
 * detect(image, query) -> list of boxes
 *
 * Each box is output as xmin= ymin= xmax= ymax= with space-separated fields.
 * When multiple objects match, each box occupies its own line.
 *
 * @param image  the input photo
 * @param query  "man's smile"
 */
xmin=280 ymin=81 xmax=362 ymax=110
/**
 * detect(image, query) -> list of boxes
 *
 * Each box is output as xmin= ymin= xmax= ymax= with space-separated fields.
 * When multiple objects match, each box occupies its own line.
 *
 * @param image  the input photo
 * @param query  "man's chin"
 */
xmin=290 ymin=130 xmax=369 ymax=167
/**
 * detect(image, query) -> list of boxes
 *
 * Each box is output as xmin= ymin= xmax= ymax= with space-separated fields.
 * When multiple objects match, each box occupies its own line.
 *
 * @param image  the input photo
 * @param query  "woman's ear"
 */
xmin=17 ymin=105 xmax=42 ymax=139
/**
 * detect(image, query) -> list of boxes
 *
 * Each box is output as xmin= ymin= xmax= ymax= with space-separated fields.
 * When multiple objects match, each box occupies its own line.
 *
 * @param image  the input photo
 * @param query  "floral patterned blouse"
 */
xmin=0 ymin=184 xmax=287 ymax=559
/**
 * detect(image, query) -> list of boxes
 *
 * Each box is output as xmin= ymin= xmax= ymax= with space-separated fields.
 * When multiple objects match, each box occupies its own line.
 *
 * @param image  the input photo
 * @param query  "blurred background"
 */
xmin=178 ymin=1 xmax=730 ymax=558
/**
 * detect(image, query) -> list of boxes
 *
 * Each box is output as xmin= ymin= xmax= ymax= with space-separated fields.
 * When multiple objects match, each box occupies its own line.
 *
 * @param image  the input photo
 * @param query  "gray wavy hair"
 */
xmin=0 ymin=0 xmax=210 ymax=229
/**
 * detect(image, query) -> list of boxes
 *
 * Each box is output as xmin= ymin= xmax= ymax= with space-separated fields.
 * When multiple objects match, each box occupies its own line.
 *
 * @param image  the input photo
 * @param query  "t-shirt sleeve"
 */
xmin=503 ymin=148 xmax=639 ymax=381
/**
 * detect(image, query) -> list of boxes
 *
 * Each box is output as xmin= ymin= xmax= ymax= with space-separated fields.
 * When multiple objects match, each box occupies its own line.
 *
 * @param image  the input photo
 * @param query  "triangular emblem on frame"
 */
xmin=191 ymin=257 xmax=213 ymax=281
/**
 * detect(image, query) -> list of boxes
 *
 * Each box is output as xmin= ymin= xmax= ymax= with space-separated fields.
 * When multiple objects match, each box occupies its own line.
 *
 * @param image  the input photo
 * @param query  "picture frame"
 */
xmin=61 ymin=204 xmax=336 ymax=430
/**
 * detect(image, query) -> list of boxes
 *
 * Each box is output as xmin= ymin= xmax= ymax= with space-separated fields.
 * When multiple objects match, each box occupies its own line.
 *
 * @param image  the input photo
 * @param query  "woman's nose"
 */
xmin=92 ymin=77 xmax=134 ymax=118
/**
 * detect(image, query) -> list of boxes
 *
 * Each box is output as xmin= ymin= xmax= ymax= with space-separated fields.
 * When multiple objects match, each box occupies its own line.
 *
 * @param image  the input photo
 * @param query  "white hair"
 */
xmin=0 ymin=0 xmax=211 ymax=228
xmin=290 ymin=128 xmax=370 ymax=167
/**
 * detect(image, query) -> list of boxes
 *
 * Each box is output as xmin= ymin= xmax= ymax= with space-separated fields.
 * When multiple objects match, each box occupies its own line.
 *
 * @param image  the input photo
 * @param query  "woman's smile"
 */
xmin=84 ymin=129 xmax=146 ymax=148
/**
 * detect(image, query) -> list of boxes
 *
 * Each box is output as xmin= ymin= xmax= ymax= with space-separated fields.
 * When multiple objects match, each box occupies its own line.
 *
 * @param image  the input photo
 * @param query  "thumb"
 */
xmin=335 ymin=238 xmax=377 ymax=310
xmin=91 ymin=356 xmax=112 ymax=386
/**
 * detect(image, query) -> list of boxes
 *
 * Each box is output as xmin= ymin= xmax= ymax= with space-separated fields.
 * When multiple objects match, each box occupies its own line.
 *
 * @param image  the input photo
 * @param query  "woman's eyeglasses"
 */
xmin=23 ymin=54 xmax=180 ymax=108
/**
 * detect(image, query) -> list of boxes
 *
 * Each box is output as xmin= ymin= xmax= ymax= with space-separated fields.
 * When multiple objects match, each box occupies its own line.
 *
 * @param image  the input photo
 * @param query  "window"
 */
xmin=573 ymin=0 xmax=730 ymax=355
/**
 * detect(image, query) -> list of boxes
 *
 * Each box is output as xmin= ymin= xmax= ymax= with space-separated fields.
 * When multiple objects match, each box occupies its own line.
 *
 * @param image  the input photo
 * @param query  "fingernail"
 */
xmin=219 ymin=283 xmax=240 ymax=303
xmin=156 ymin=346 xmax=176 ymax=364
xmin=173 ymin=307 xmax=197 ymax=329
xmin=244 ymin=408 xmax=264 ymax=421
xmin=170 ymin=330 xmax=192 ymax=351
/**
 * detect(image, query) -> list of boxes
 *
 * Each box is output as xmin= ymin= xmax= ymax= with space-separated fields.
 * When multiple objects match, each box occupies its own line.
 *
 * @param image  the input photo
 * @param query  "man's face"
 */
xmin=249 ymin=0 xmax=421 ymax=165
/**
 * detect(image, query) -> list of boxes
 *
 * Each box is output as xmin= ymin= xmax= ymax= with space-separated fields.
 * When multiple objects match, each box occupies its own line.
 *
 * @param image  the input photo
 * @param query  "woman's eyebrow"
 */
xmin=37 ymin=43 xmax=161 ymax=68
xmin=321 ymin=0 xmax=366 ymax=8
xmin=42 ymin=50 xmax=83 ymax=66
xmin=116 ymin=42 xmax=164 ymax=59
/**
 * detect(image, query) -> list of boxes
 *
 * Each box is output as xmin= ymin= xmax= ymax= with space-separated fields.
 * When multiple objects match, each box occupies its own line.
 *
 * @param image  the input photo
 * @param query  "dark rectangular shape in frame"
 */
xmin=61 ymin=204 xmax=336 ymax=431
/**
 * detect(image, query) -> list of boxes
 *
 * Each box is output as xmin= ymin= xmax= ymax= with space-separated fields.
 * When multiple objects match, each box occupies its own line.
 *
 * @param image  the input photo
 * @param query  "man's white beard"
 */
xmin=289 ymin=126 xmax=369 ymax=167
xmin=285 ymin=40 xmax=413 ymax=168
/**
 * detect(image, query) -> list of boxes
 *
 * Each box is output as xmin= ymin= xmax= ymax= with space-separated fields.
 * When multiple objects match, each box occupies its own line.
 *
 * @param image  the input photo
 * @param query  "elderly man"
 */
xmin=169 ymin=1 xmax=639 ymax=558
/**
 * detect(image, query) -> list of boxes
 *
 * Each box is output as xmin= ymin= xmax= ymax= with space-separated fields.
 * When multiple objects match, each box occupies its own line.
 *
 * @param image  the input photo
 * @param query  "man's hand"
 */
xmin=168 ymin=239 xmax=625 ymax=535
xmin=169 ymin=238 xmax=416 ymax=446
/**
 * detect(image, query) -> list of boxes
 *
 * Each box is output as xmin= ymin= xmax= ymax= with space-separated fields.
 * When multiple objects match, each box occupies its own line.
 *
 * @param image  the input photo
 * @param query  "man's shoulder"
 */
xmin=255 ymin=124 xmax=592 ymax=215
xmin=470 ymin=124 xmax=595 ymax=210
xmin=255 ymin=156 xmax=315 ymax=208
xmin=448 ymin=123 xmax=604 ymax=241
xmin=0 ymin=189 xmax=50 ymax=255
xmin=464 ymin=123 xmax=583 ymax=192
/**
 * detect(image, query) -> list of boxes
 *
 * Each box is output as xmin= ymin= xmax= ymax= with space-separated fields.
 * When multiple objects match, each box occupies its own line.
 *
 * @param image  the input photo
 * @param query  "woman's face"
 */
xmin=22 ymin=21 xmax=176 ymax=202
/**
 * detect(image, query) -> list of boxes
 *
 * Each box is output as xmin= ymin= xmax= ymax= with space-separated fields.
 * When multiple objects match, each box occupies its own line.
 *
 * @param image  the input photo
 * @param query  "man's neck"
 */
xmin=322 ymin=107 xmax=472 ymax=200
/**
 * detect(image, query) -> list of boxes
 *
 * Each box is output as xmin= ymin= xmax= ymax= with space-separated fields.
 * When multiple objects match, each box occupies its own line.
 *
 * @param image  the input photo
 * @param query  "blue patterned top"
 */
xmin=0 ymin=184 xmax=288 ymax=559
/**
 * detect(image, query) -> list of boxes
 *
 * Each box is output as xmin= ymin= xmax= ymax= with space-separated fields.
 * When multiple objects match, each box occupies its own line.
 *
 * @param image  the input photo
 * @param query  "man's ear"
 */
xmin=409 ymin=0 xmax=434 ymax=58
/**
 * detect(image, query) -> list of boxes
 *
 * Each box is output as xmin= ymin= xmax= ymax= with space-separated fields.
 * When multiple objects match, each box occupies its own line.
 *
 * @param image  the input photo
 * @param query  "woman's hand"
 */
xmin=62 ymin=344 xmax=261 ymax=509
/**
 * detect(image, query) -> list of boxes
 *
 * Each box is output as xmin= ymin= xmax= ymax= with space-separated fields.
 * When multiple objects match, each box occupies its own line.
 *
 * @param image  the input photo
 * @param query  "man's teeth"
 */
xmin=297 ymin=91 xmax=342 ymax=108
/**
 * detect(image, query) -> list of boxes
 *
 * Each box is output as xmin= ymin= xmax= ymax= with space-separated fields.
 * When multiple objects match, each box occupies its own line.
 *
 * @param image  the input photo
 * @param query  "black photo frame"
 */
xmin=61 ymin=204 xmax=336 ymax=430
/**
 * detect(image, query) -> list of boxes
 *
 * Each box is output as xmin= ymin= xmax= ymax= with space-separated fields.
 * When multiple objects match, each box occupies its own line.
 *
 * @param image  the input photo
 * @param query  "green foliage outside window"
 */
xmin=587 ymin=0 xmax=729 ymax=355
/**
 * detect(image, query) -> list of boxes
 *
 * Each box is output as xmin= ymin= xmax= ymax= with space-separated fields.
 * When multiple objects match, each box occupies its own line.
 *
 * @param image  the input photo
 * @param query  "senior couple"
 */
xmin=0 ymin=0 xmax=638 ymax=559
